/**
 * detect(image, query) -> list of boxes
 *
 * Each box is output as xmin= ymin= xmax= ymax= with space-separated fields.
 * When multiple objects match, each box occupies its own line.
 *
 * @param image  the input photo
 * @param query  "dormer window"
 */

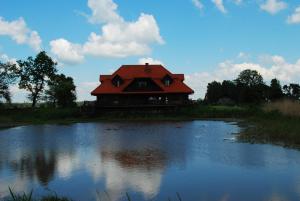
xmin=162 ymin=74 xmax=173 ymax=86
xmin=112 ymin=74 xmax=123 ymax=87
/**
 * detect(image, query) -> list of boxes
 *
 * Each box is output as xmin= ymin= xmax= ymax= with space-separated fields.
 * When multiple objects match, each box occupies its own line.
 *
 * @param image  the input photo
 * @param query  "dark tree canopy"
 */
xmin=268 ymin=78 xmax=284 ymax=101
xmin=235 ymin=69 xmax=264 ymax=87
xmin=17 ymin=51 xmax=57 ymax=107
xmin=0 ymin=62 xmax=17 ymax=103
xmin=204 ymin=69 xmax=290 ymax=104
xmin=221 ymin=80 xmax=237 ymax=102
xmin=235 ymin=70 xmax=266 ymax=103
xmin=283 ymin=84 xmax=300 ymax=100
xmin=45 ymin=74 xmax=76 ymax=107
xmin=205 ymin=81 xmax=223 ymax=104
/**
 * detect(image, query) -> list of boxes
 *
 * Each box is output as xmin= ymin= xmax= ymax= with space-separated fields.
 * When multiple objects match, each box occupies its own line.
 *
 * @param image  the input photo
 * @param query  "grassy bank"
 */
xmin=0 ymin=104 xmax=255 ymax=127
xmin=238 ymin=100 xmax=300 ymax=148
xmin=0 ymin=101 xmax=300 ymax=148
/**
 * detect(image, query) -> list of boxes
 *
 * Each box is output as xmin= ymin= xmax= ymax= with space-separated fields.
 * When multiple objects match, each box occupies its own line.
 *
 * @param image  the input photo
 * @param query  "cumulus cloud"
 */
xmin=138 ymin=57 xmax=164 ymax=65
xmin=88 ymin=0 xmax=123 ymax=24
xmin=192 ymin=0 xmax=204 ymax=11
xmin=260 ymin=0 xmax=287 ymax=15
xmin=287 ymin=6 xmax=300 ymax=24
xmin=0 ymin=17 xmax=42 ymax=51
xmin=186 ymin=54 xmax=300 ymax=99
xmin=77 ymin=81 xmax=99 ymax=101
xmin=212 ymin=0 xmax=227 ymax=13
xmin=50 ymin=0 xmax=164 ymax=64
xmin=50 ymin=39 xmax=84 ymax=64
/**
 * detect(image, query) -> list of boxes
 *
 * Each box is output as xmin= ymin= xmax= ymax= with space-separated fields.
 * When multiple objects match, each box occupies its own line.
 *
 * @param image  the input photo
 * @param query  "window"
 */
xmin=138 ymin=81 xmax=147 ymax=88
xmin=162 ymin=74 xmax=173 ymax=86
xmin=112 ymin=75 xmax=123 ymax=87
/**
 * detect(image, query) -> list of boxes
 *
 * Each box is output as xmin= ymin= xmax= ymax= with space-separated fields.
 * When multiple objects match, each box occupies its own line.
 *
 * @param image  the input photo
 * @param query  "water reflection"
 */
xmin=0 ymin=122 xmax=300 ymax=201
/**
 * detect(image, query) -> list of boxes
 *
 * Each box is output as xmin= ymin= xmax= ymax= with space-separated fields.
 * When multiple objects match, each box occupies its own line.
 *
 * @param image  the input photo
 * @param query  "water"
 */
xmin=0 ymin=121 xmax=300 ymax=201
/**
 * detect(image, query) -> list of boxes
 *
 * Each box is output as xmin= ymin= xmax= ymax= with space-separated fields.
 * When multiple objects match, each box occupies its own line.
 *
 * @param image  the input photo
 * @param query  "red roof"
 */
xmin=91 ymin=64 xmax=194 ymax=95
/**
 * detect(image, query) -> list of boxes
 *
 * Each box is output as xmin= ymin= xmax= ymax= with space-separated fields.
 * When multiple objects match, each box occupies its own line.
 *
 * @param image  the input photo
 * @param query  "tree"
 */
xmin=283 ymin=84 xmax=300 ymax=100
xmin=17 ymin=51 xmax=57 ymax=107
xmin=235 ymin=69 xmax=264 ymax=87
xmin=268 ymin=78 xmax=283 ymax=101
xmin=0 ymin=62 xmax=17 ymax=103
xmin=205 ymin=81 xmax=223 ymax=103
xmin=221 ymin=80 xmax=238 ymax=102
xmin=235 ymin=69 xmax=266 ymax=103
xmin=45 ymin=74 xmax=76 ymax=107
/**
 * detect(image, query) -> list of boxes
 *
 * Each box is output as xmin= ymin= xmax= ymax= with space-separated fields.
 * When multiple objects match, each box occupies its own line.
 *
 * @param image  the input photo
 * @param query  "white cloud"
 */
xmin=0 ymin=17 xmax=42 ymax=51
xmin=192 ymin=0 xmax=204 ymax=11
xmin=186 ymin=54 xmax=300 ymax=99
xmin=83 ymin=13 xmax=163 ymax=58
xmin=88 ymin=0 xmax=123 ymax=24
xmin=138 ymin=57 xmax=164 ymax=65
xmin=77 ymin=81 xmax=99 ymax=101
xmin=50 ymin=39 xmax=84 ymax=64
xmin=212 ymin=0 xmax=227 ymax=13
xmin=260 ymin=0 xmax=287 ymax=15
xmin=50 ymin=0 xmax=164 ymax=63
xmin=287 ymin=6 xmax=300 ymax=24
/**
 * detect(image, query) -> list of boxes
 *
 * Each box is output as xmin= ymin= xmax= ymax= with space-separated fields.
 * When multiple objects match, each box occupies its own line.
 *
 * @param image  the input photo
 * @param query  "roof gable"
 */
xmin=91 ymin=64 xmax=194 ymax=95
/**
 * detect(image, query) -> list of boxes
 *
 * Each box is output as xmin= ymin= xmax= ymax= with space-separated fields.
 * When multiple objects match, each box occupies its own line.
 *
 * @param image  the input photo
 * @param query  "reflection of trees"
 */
xmin=8 ymin=151 xmax=57 ymax=185
xmin=0 ymin=125 xmax=78 ymax=187
xmin=35 ymin=151 xmax=56 ymax=185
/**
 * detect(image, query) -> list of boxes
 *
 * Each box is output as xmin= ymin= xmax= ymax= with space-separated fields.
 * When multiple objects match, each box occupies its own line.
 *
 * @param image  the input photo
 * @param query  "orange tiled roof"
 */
xmin=91 ymin=64 xmax=194 ymax=95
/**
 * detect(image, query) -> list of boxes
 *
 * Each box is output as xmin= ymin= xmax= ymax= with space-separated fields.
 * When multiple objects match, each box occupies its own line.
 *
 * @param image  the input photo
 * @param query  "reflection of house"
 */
xmin=101 ymin=149 xmax=166 ymax=169
xmin=91 ymin=63 xmax=194 ymax=107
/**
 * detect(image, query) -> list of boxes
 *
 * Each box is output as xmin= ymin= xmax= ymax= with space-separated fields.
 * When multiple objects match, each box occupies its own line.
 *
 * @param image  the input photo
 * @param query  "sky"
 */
xmin=1 ymin=0 xmax=300 ymax=102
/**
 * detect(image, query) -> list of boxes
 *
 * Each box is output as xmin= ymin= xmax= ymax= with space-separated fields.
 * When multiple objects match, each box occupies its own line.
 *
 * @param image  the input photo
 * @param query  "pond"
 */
xmin=0 ymin=121 xmax=300 ymax=201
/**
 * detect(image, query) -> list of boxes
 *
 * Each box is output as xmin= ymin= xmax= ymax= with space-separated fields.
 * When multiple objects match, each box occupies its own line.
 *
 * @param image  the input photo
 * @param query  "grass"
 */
xmin=6 ymin=187 xmax=71 ymax=201
xmin=5 ymin=188 xmax=185 ymax=201
xmin=238 ymin=100 xmax=300 ymax=148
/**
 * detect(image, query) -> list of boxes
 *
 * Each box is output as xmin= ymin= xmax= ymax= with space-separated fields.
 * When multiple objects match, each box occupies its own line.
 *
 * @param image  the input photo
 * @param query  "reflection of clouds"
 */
xmin=7 ymin=122 xmax=300 ymax=201
xmin=267 ymin=193 xmax=289 ymax=201
xmin=101 ymin=159 xmax=162 ymax=201
xmin=57 ymin=154 xmax=78 ymax=179
xmin=54 ymin=148 xmax=163 ymax=201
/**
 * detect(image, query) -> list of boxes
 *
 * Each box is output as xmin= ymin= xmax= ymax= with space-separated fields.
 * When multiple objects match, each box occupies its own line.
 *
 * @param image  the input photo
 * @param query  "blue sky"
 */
xmin=1 ymin=0 xmax=300 ymax=101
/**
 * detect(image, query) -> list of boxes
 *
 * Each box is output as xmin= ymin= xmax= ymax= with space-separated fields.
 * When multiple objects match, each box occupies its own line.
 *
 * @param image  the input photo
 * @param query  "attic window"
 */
xmin=162 ymin=74 xmax=173 ymax=86
xmin=112 ymin=75 xmax=123 ymax=87
xmin=138 ymin=81 xmax=147 ymax=88
xmin=165 ymin=79 xmax=170 ymax=86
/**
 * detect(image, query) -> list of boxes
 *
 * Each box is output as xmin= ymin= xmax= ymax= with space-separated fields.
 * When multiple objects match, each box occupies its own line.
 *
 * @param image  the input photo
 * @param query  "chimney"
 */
xmin=145 ymin=63 xmax=151 ymax=73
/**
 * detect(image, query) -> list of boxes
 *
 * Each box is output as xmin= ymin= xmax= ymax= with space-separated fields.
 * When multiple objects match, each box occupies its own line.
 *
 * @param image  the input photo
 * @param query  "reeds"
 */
xmin=263 ymin=99 xmax=300 ymax=117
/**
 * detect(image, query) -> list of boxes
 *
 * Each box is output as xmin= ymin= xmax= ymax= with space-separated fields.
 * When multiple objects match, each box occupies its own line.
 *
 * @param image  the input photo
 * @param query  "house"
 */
xmin=91 ymin=63 xmax=194 ymax=107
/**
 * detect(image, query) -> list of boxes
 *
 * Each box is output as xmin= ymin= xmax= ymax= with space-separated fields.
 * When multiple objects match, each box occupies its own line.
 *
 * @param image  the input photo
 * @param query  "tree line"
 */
xmin=0 ymin=51 xmax=76 ymax=108
xmin=205 ymin=69 xmax=300 ymax=104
